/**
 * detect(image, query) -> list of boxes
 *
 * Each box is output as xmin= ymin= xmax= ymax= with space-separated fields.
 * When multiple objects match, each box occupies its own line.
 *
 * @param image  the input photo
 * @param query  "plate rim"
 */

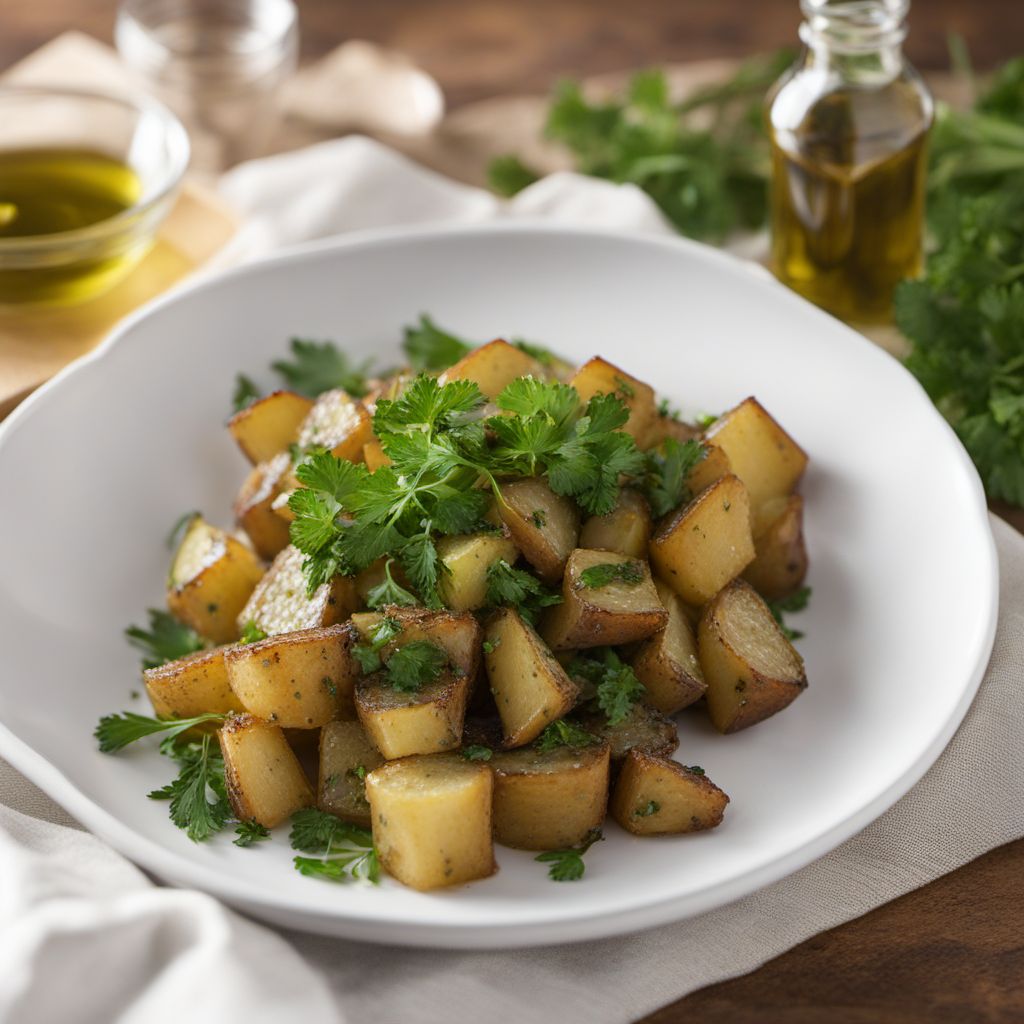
xmin=0 ymin=222 xmax=1000 ymax=948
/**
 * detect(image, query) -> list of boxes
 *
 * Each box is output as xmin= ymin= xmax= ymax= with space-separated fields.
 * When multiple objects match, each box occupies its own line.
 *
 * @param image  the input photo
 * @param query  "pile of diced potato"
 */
xmin=147 ymin=340 xmax=809 ymax=891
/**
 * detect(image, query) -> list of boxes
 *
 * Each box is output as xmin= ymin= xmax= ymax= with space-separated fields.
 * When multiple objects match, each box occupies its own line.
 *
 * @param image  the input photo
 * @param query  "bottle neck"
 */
xmin=798 ymin=0 xmax=908 ymax=82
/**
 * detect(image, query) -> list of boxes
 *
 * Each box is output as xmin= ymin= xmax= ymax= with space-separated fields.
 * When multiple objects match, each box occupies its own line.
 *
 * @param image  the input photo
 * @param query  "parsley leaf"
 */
xmin=765 ymin=586 xmax=812 ymax=641
xmin=534 ymin=719 xmax=601 ymax=753
xmin=535 ymin=828 xmax=604 ymax=882
xmin=635 ymin=800 xmax=660 ymax=817
xmin=579 ymin=560 xmax=644 ymax=589
xmin=125 ymin=610 xmax=206 ymax=671
xmin=402 ymin=315 xmax=473 ymax=372
xmin=147 ymin=734 xmax=231 ymax=843
xmin=461 ymin=745 xmax=493 ymax=762
xmin=95 ymin=711 xmax=227 ymax=753
xmin=485 ymin=560 xmax=562 ymax=625
xmin=165 ymin=511 xmax=199 ymax=551
xmin=352 ymin=615 xmax=403 ymax=674
xmin=234 ymin=820 xmax=271 ymax=847
xmin=232 ymin=374 xmax=262 ymax=413
xmin=289 ymin=808 xmax=380 ymax=884
xmin=239 ymin=621 xmax=268 ymax=644
xmin=365 ymin=558 xmax=419 ymax=610
xmin=272 ymin=338 xmax=372 ymax=398
xmin=384 ymin=640 xmax=448 ymax=692
xmin=571 ymin=648 xmax=646 ymax=726
xmin=488 ymin=154 xmax=541 ymax=196
xmin=642 ymin=438 xmax=707 ymax=517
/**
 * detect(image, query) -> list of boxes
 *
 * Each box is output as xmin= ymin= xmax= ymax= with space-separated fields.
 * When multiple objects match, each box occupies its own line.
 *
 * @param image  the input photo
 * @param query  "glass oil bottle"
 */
xmin=766 ymin=0 xmax=933 ymax=323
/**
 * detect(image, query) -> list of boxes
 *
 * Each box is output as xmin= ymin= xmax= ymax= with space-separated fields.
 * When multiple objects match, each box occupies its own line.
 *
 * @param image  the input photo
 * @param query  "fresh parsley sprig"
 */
xmin=290 ymin=808 xmax=380 ymax=884
xmin=534 ymin=719 xmax=601 ymax=753
xmin=232 ymin=374 xmax=262 ymax=413
xmin=148 ymin=733 xmax=231 ymax=843
xmin=535 ymin=828 xmax=604 ymax=882
xmin=485 ymin=560 xmax=562 ymax=625
xmin=272 ymin=338 xmax=373 ymax=398
xmin=95 ymin=710 xmax=228 ymax=753
xmin=365 ymin=558 xmax=419 ymax=610
xmin=352 ymin=616 xmax=404 ymax=674
xmin=234 ymin=820 xmax=271 ymax=847
xmin=125 ymin=610 xmax=206 ymax=671
xmin=461 ymin=745 xmax=493 ymax=762
xmin=384 ymin=641 xmax=448 ymax=692
xmin=578 ymin=560 xmax=644 ymax=589
xmin=571 ymin=648 xmax=647 ymax=725
xmin=641 ymin=438 xmax=707 ymax=517
xmin=765 ymin=586 xmax=812 ymax=642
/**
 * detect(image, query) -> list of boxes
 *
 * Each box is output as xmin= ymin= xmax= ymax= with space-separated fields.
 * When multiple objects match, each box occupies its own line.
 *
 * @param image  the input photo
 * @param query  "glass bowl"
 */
xmin=0 ymin=86 xmax=190 ymax=307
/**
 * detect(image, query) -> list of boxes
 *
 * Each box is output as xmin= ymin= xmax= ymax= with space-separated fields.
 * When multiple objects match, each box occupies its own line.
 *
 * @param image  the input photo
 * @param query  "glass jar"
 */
xmin=766 ymin=0 xmax=933 ymax=323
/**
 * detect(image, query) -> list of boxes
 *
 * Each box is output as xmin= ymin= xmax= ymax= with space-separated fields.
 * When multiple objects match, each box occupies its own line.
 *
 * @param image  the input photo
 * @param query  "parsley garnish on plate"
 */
xmin=239 ymin=620 xmax=268 ymax=644
xmin=125 ymin=610 xmax=206 ymax=670
xmin=535 ymin=828 xmax=604 ymax=882
xmin=272 ymin=338 xmax=373 ymax=398
xmin=461 ymin=745 xmax=493 ymax=762
xmin=402 ymin=315 xmax=473 ymax=371
xmin=384 ymin=641 xmax=448 ymax=692
xmin=579 ymin=560 xmax=644 ymax=589
xmin=485 ymin=560 xmax=562 ymax=625
xmin=765 ymin=586 xmax=812 ymax=642
xmin=351 ymin=616 xmax=404 ymax=674
xmin=94 ymin=710 xmax=228 ymax=753
xmin=232 ymin=374 xmax=262 ymax=413
xmin=234 ymin=820 xmax=271 ymax=847
xmin=641 ymin=438 xmax=706 ymax=517
xmin=534 ymin=719 xmax=601 ymax=753
xmin=148 ymin=733 xmax=231 ymax=843
xmin=290 ymin=808 xmax=380 ymax=884
xmin=571 ymin=648 xmax=646 ymax=725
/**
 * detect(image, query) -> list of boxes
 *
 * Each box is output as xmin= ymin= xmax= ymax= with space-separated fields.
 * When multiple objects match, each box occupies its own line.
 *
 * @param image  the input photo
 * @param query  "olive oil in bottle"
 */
xmin=0 ymin=148 xmax=144 ymax=306
xmin=766 ymin=0 xmax=932 ymax=323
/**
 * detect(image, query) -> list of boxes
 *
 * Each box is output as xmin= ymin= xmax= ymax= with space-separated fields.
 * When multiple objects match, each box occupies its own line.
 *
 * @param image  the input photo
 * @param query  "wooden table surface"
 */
xmin=3 ymin=2 xmax=1023 ymax=1022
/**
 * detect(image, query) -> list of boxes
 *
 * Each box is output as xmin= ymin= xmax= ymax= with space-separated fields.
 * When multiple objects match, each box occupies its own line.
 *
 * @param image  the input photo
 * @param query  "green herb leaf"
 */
xmin=686 ymin=765 xmax=706 ymax=776
xmin=95 ymin=710 xmax=227 ymax=753
xmin=289 ymin=808 xmax=380 ymax=884
xmin=234 ymin=820 xmax=271 ymax=847
xmin=535 ymin=828 xmax=604 ymax=882
xmin=488 ymin=154 xmax=541 ymax=196
xmin=765 ymin=586 xmax=812 ymax=641
xmin=239 ymin=621 xmax=268 ymax=644
xmin=272 ymin=338 xmax=372 ymax=398
xmin=365 ymin=558 xmax=419 ymax=610
xmin=534 ymin=719 xmax=601 ymax=753
xmin=461 ymin=745 xmax=493 ymax=762
xmin=165 ymin=511 xmax=199 ymax=552
xmin=125 ymin=610 xmax=206 ymax=671
xmin=232 ymin=374 xmax=262 ymax=413
xmin=485 ymin=559 xmax=562 ymax=625
xmin=642 ymin=438 xmax=707 ymax=517
xmin=147 ymin=734 xmax=231 ymax=843
xmin=384 ymin=640 xmax=447 ymax=693
xmin=571 ymin=648 xmax=646 ymax=726
xmin=352 ymin=615 xmax=403 ymax=674
xmin=402 ymin=315 xmax=473 ymax=372
xmin=578 ymin=560 xmax=644 ymax=589
xmin=635 ymin=800 xmax=660 ymax=817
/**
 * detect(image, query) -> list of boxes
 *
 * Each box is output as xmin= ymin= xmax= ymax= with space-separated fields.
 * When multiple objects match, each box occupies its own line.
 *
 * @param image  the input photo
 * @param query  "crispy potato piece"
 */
xmin=579 ymin=703 xmax=679 ymax=767
xmin=579 ymin=489 xmax=652 ymax=558
xmin=541 ymin=549 xmax=667 ymax=650
xmin=491 ymin=741 xmax=610 ymax=850
xmin=228 ymin=390 xmax=313 ymax=466
xmin=238 ymin=545 xmax=358 ymax=637
xmin=439 ymin=338 xmax=547 ymax=398
xmin=687 ymin=441 xmax=732 ymax=495
xmin=497 ymin=478 xmax=579 ymax=584
xmin=167 ymin=516 xmax=264 ymax=644
xmin=317 ymin=720 xmax=385 ymax=826
xmin=362 ymin=438 xmax=391 ymax=472
xmin=698 ymin=579 xmax=807 ymax=733
xmin=610 ymin=750 xmax=728 ymax=836
xmin=350 ymin=607 xmax=482 ymax=679
xmin=649 ymin=474 xmax=755 ymax=606
xmin=484 ymin=608 xmax=579 ymax=747
xmin=218 ymin=714 xmax=314 ymax=828
xmin=224 ymin=623 xmax=354 ymax=728
xmin=366 ymin=755 xmax=496 ymax=891
xmin=297 ymin=389 xmax=374 ymax=462
xmin=630 ymin=579 xmax=706 ymax=714
xmin=356 ymin=669 xmax=472 ymax=759
xmin=143 ymin=646 xmax=237 ymax=719
xmin=705 ymin=397 xmax=808 ymax=507
xmin=234 ymin=451 xmax=293 ymax=561
xmin=569 ymin=356 xmax=659 ymax=446
xmin=743 ymin=495 xmax=809 ymax=600
xmin=437 ymin=532 xmax=519 ymax=611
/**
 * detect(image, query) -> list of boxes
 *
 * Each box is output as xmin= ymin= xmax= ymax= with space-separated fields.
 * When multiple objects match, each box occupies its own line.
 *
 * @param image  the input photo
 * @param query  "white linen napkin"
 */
xmin=2 ymin=136 xmax=1023 ymax=1024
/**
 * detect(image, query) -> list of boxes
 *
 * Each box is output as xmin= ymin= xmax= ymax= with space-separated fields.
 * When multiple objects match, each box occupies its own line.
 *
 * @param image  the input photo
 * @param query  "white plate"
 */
xmin=0 ymin=225 xmax=997 ymax=949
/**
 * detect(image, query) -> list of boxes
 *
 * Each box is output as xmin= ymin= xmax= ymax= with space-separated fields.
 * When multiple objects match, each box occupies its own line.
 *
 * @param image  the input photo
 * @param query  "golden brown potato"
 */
xmin=143 ymin=646 xmax=237 ymax=719
xmin=228 ymin=390 xmax=313 ymax=466
xmin=610 ymin=750 xmax=729 ymax=836
xmin=167 ymin=516 xmax=265 ymax=644
xmin=629 ymin=578 xmax=706 ymax=714
xmin=491 ymin=741 xmax=610 ymax=850
xmin=439 ymin=338 xmax=547 ymax=398
xmin=698 ymin=579 xmax=807 ymax=733
xmin=649 ymin=474 xmax=755 ymax=607
xmin=743 ymin=494 xmax=809 ymax=600
xmin=705 ymin=397 xmax=808 ymax=507
xmin=317 ymin=720 xmax=385 ymax=826
xmin=350 ymin=607 xmax=482 ymax=679
xmin=233 ymin=451 xmax=293 ymax=561
xmin=296 ymin=389 xmax=374 ymax=463
xmin=224 ymin=623 xmax=354 ymax=728
xmin=366 ymin=755 xmax=496 ymax=891
xmin=579 ymin=489 xmax=652 ymax=558
xmin=569 ymin=356 xmax=659 ymax=446
xmin=437 ymin=532 xmax=519 ymax=612
xmin=496 ymin=478 xmax=580 ymax=584
xmin=541 ymin=549 xmax=667 ymax=650
xmin=362 ymin=438 xmax=391 ymax=472
xmin=483 ymin=608 xmax=579 ymax=748
xmin=644 ymin=414 xmax=701 ymax=450
xmin=579 ymin=703 xmax=679 ymax=766
xmin=218 ymin=713 xmax=314 ymax=828
xmin=687 ymin=441 xmax=732 ymax=496
xmin=237 ymin=545 xmax=358 ymax=637
xmin=356 ymin=669 xmax=472 ymax=759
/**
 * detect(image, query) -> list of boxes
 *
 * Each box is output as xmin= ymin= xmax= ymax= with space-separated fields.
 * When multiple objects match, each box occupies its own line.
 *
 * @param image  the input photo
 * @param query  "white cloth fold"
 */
xmin=2 ymin=134 xmax=1022 ymax=1024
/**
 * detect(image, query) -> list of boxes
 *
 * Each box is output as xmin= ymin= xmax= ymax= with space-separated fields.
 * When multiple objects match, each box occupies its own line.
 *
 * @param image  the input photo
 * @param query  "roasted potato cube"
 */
xmin=630 ymin=578 xmax=706 ymax=714
xmin=497 ymin=478 xmax=579 ymax=584
xmin=224 ymin=623 xmax=354 ymax=728
xmin=437 ymin=532 xmax=519 ymax=612
xmin=743 ymin=495 xmax=809 ymax=600
xmin=579 ymin=488 xmax=652 ymax=558
xmin=167 ymin=516 xmax=264 ymax=644
xmin=297 ymin=389 xmax=374 ymax=463
xmin=483 ymin=608 xmax=579 ymax=747
xmin=440 ymin=338 xmax=547 ymax=398
xmin=491 ymin=741 xmax=610 ymax=850
xmin=234 ymin=451 xmax=293 ymax=561
xmin=610 ymin=750 xmax=729 ymax=835
xmin=687 ymin=441 xmax=732 ymax=495
xmin=579 ymin=703 xmax=679 ymax=767
xmin=705 ymin=397 xmax=808 ymax=507
xmin=218 ymin=713 xmax=314 ymax=828
xmin=238 ymin=545 xmax=358 ymax=636
xmin=318 ymin=720 xmax=385 ymax=826
xmin=228 ymin=390 xmax=313 ymax=466
xmin=698 ymin=579 xmax=807 ymax=733
xmin=350 ymin=607 xmax=483 ymax=679
xmin=649 ymin=474 xmax=755 ymax=606
xmin=569 ymin=356 xmax=659 ymax=445
xmin=356 ymin=669 xmax=472 ymax=759
xmin=541 ymin=549 xmax=667 ymax=650
xmin=362 ymin=438 xmax=391 ymax=472
xmin=366 ymin=755 xmax=495 ymax=891
xmin=143 ymin=646 xmax=237 ymax=719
